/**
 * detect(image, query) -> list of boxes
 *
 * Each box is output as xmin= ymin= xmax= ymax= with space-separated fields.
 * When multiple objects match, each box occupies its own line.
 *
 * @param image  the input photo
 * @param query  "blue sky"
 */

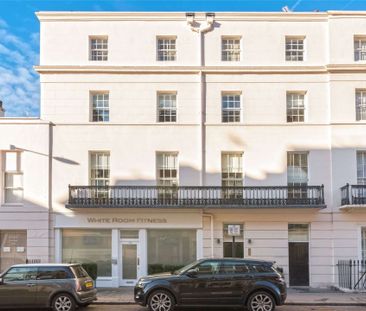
xmin=1 ymin=0 xmax=366 ymax=117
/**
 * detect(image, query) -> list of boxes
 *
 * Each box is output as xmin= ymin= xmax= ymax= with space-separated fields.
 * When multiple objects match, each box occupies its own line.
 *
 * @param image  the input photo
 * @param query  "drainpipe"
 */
xmin=186 ymin=13 xmax=215 ymax=187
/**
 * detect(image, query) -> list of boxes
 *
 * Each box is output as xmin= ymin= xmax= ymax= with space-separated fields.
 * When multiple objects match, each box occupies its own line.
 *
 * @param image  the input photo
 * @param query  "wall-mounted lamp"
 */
xmin=248 ymin=238 xmax=252 ymax=244
xmin=216 ymin=238 xmax=221 ymax=244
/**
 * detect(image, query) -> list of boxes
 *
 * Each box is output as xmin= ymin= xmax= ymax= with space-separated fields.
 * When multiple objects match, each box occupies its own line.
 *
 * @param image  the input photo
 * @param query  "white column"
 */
xmin=111 ymin=229 xmax=119 ymax=287
xmin=54 ymin=229 xmax=62 ymax=263
xmin=196 ymin=229 xmax=203 ymax=259
xmin=139 ymin=229 xmax=148 ymax=277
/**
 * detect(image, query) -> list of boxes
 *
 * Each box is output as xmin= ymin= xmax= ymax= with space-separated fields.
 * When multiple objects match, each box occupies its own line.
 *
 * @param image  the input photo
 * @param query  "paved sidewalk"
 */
xmin=94 ymin=287 xmax=366 ymax=306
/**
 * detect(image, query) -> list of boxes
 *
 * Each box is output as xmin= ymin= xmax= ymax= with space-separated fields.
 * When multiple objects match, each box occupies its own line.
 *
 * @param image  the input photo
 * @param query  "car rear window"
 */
xmin=37 ymin=267 xmax=73 ymax=280
xmin=71 ymin=265 xmax=89 ymax=278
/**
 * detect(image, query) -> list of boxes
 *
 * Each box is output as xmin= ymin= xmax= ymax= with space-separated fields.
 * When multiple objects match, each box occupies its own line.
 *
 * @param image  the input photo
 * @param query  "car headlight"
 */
xmin=137 ymin=279 xmax=152 ymax=288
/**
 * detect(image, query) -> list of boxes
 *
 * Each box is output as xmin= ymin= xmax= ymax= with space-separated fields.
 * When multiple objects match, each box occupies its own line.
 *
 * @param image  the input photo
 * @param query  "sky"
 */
xmin=1 ymin=0 xmax=366 ymax=117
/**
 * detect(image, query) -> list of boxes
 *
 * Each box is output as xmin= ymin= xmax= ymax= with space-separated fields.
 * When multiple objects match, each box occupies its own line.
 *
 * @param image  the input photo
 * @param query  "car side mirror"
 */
xmin=186 ymin=268 xmax=198 ymax=278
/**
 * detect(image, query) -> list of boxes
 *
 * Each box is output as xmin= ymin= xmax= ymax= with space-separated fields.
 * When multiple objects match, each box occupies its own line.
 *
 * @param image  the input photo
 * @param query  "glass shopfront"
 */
xmin=147 ymin=229 xmax=196 ymax=274
xmin=62 ymin=229 xmax=112 ymax=277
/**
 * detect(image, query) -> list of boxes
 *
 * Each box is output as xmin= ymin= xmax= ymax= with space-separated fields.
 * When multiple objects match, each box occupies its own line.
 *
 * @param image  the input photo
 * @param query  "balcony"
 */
xmin=67 ymin=185 xmax=325 ymax=209
xmin=341 ymin=184 xmax=366 ymax=207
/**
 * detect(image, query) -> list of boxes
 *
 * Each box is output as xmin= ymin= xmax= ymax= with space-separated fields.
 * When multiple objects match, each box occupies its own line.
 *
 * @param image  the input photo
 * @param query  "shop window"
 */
xmin=62 ymin=229 xmax=112 ymax=277
xmin=147 ymin=229 xmax=196 ymax=274
xmin=223 ymin=224 xmax=244 ymax=258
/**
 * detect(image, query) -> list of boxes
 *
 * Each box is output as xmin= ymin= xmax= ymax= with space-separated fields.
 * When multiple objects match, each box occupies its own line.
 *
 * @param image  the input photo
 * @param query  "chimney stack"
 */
xmin=0 ymin=100 xmax=5 ymax=117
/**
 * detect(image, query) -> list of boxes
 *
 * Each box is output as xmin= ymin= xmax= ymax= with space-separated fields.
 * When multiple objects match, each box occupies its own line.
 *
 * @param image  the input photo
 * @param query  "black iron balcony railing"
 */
xmin=67 ymin=185 xmax=325 ymax=208
xmin=341 ymin=184 xmax=366 ymax=206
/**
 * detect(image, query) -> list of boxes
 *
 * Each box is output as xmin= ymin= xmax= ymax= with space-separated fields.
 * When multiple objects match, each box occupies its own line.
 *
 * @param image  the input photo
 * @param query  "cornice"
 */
xmin=34 ymin=65 xmax=329 ymax=75
xmin=35 ymin=11 xmax=333 ymax=22
xmin=34 ymin=64 xmax=366 ymax=74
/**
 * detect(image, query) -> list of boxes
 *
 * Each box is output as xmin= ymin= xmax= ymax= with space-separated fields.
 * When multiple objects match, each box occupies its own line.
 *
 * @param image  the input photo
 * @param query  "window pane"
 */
xmin=62 ymin=229 xmax=112 ymax=277
xmin=5 ymin=189 xmax=23 ymax=203
xmin=147 ymin=230 xmax=196 ymax=273
xmin=5 ymin=152 xmax=17 ymax=171
xmin=288 ymin=224 xmax=309 ymax=242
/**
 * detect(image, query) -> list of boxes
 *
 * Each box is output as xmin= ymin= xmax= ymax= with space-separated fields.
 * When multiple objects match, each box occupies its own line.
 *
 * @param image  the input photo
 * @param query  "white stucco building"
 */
xmin=1 ymin=10 xmax=366 ymax=288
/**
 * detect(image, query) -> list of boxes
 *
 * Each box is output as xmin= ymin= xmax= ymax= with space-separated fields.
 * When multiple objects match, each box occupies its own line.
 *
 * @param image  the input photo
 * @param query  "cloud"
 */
xmin=0 ymin=20 xmax=39 ymax=117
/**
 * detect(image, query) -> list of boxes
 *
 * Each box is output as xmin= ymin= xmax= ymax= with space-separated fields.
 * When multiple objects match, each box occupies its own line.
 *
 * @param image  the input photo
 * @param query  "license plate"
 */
xmin=85 ymin=281 xmax=93 ymax=288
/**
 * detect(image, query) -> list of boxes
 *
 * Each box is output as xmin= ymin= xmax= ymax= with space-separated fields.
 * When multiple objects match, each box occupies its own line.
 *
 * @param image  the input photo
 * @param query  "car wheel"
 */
xmin=247 ymin=291 xmax=275 ymax=311
xmin=52 ymin=293 xmax=76 ymax=311
xmin=148 ymin=290 xmax=175 ymax=311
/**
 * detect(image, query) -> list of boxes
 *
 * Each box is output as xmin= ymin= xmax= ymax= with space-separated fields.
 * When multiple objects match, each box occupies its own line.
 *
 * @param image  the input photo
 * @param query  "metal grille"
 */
xmin=222 ymin=38 xmax=241 ymax=61
xmin=287 ymin=92 xmax=305 ymax=123
xmin=354 ymin=37 xmax=366 ymax=61
xmin=157 ymin=38 xmax=176 ymax=61
xmin=90 ymin=38 xmax=108 ymax=61
xmin=286 ymin=37 xmax=304 ymax=61
xmin=157 ymin=93 xmax=177 ymax=122
xmin=222 ymin=93 xmax=241 ymax=123
xmin=356 ymin=90 xmax=366 ymax=121
xmin=92 ymin=93 xmax=109 ymax=122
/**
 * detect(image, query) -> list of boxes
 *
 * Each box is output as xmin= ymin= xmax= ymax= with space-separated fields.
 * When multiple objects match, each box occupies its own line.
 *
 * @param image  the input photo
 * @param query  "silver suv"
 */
xmin=0 ymin=263 xmax=97 ymax=311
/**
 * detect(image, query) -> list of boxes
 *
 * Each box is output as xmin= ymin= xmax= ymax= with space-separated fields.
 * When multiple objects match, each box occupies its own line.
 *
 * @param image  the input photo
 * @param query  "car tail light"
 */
xmin=75 ymin=279 xmax=82 ymax=291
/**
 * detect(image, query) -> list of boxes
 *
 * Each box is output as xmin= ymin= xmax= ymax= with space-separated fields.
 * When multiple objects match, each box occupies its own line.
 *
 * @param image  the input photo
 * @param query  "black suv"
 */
xmin=135 ymin=258 xmax=286 ymax=311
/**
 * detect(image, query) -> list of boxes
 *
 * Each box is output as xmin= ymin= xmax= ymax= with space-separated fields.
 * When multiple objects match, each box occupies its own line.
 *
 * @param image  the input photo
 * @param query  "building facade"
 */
xmin=1 ymin=11 xmax=366 ymax=288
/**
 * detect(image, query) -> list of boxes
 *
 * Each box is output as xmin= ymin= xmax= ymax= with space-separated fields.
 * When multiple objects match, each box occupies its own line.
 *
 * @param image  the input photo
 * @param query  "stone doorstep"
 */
xmin=93 ymin=287 xmax=366 ymax=306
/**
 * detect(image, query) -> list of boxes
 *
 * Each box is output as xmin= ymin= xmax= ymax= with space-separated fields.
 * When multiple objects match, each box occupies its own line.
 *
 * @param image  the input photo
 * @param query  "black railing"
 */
xmin=67 ymin=185 xmax=325 ymax=208
xmin=341 ymin=184 xmax=366 ymax=206
xmin=337 ymin=260 xmax=366 ymax=290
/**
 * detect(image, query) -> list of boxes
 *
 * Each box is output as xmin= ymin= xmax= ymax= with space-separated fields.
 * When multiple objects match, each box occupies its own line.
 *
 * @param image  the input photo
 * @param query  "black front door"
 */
xmin=289 ymin=242 xmax=309 ymax=286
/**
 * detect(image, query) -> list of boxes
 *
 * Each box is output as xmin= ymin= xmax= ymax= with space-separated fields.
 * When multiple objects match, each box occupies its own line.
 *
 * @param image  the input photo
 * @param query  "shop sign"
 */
xmin=87 ymin=217 xmax=168 ymax=224
xmin=227 ymin=225 xmax=241 ymax=236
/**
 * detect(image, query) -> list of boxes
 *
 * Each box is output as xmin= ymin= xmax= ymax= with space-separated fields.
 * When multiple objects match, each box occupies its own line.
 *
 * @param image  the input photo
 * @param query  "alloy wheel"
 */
xmin=149 ymin=292 xmax=172 ymax=311
xmin=54 ymin=295 xmax=73 ymax=311
xmin=250 ymin=293 xmax=274 ymax=311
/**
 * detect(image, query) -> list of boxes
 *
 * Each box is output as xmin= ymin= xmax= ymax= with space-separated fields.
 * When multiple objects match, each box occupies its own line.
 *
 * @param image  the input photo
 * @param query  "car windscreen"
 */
xmin=173 ymin=260 xmax=202 ymax=275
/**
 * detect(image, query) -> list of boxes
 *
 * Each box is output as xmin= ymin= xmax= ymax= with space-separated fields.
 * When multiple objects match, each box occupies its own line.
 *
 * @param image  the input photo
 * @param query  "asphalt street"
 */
xmin=78 ymin=305 xmax=366 ymax=311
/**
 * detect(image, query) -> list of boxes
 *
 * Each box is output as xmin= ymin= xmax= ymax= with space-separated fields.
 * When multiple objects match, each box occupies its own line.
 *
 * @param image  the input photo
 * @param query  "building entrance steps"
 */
xmin=94 ymin=287 xmax=366 ymax=306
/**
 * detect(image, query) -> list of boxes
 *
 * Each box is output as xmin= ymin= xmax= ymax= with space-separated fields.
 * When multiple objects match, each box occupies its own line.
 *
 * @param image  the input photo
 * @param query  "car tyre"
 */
xmin=148 ymin=290 xmax=175 ymax=311
xmin=52 ymin=293 xmax=76 ymax=311
xmin=247 ymin=291 xmax=275 ymax=311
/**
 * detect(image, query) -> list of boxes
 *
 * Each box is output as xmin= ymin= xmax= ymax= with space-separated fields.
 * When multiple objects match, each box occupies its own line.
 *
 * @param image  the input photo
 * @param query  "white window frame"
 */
xmin=287 ymin=151 xmax=309 ymax=187
xmin=90 ymin=91 xmax=109 ymax=122
xmin=221 ymin=152 xmax=243 ymax=199
xmin=286 ymin=91 xmax=306 ymax=123
xmin=355 ymin=89 xmax=366 ymax=121
xmin=354 ymin=36 xmax=366 ymax=62
xmin=357 ymin=151 xmax=366 ymax=185
xmin=221 ymin=92 xmax=242 ymax=123
xmin=156 ymin=152 xmax=179 ymax=187
xmin=221 ymin=36 xmax=241 ymax=62
xmin=2 ymin=151 xmax=23 ymax=205
xmin=285 ymin=36 xmax=305 ymax=62
xmin=89 ymin=36 xmax=108 ymax=61
xmin=156 ymin=36 xmax=177 ymax=61
xmin=157 ymin=92 xmax=177 ymax=123
xmin=89 ymin=151 xmax=110 ymax=188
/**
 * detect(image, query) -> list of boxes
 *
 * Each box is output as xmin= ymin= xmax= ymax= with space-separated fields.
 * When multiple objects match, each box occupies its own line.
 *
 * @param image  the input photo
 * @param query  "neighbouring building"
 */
xmin=1 ymin=10 xmax=366 ymax=288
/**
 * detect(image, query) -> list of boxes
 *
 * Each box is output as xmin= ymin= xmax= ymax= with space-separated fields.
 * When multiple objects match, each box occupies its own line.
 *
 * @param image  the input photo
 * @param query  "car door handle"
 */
xmin=27 ymin=283 xmax=36 ymax=287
